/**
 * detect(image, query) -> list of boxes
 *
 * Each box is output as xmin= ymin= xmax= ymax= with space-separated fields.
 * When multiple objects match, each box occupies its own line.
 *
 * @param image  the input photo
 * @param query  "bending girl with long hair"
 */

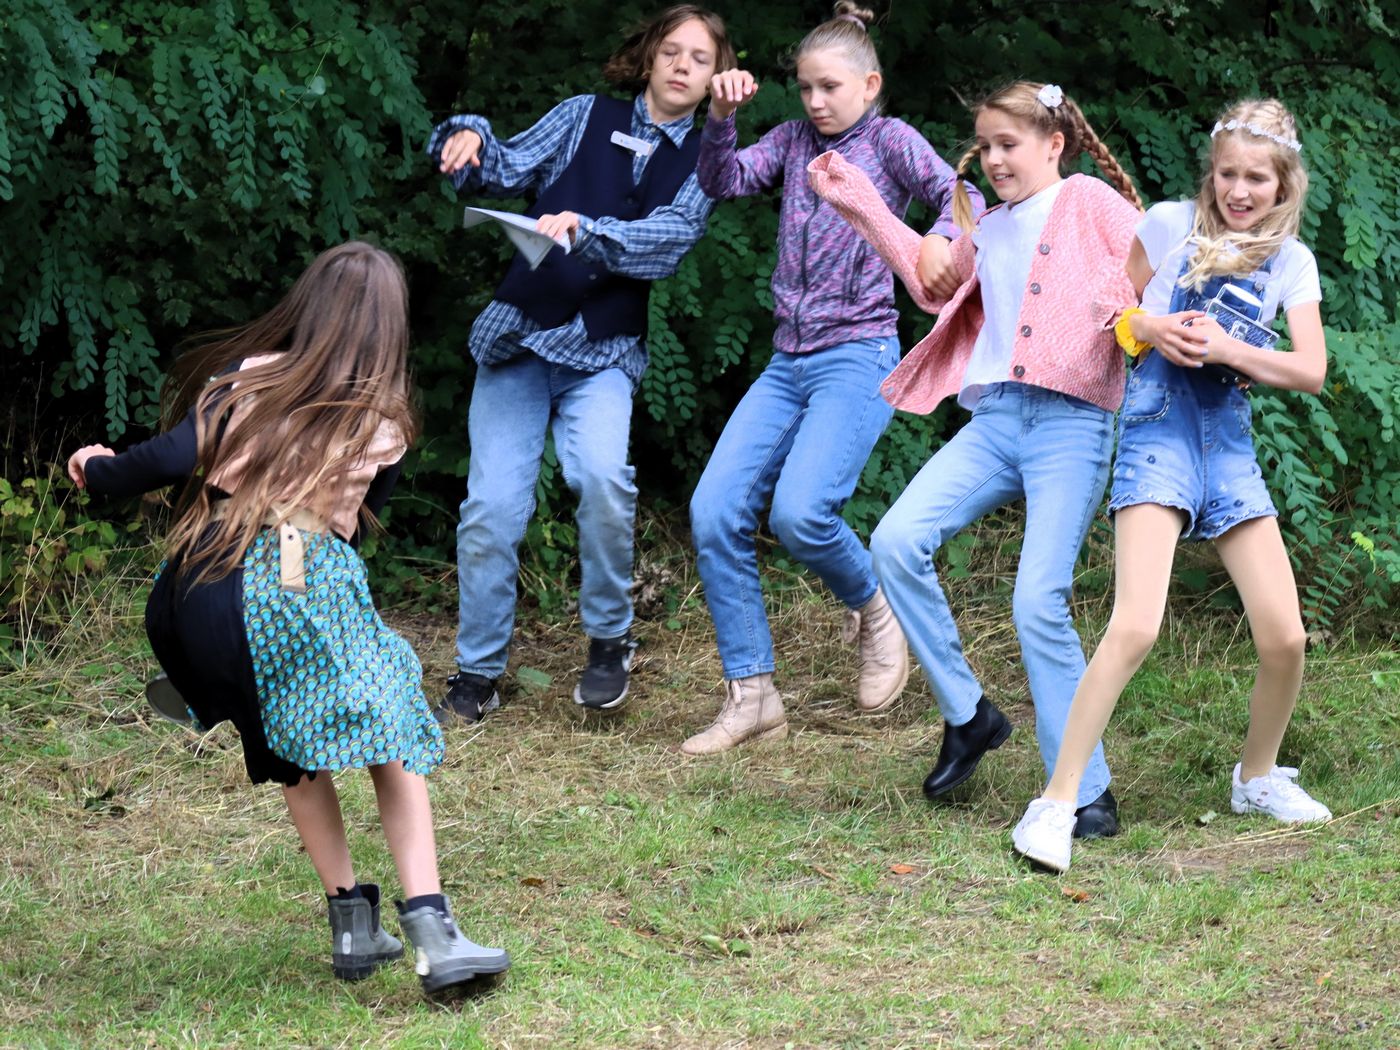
xmin=67 ymin=242 xmax=509 ymax=994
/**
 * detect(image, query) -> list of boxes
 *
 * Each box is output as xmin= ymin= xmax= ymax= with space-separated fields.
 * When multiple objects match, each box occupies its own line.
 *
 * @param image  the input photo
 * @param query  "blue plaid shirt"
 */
xmin=427 ymin=94 xmax=714 ymax=385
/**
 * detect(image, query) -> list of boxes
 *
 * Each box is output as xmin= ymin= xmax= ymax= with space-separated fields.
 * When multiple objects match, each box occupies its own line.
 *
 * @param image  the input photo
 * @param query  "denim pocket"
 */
xmin=1121 ymin=378 xmax=1171 ymax=424
xmin=1231 ymin=394 xmax=1253 ymax=436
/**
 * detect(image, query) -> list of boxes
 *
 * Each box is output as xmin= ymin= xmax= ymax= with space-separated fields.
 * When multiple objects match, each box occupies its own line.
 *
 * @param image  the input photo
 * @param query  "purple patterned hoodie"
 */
xmin=698 ymin=108 xmax=979 ymax=354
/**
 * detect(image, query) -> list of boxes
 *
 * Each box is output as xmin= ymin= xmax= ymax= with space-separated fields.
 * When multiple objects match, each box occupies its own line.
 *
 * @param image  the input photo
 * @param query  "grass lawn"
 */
xmin=1 ymin=538 xmax=1396 ymax=1049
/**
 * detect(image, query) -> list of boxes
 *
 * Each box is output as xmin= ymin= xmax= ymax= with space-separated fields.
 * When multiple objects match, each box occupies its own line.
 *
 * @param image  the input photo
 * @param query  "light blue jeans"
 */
xmin=455 ymin=354 xmax=635 ymax=677
xmin=691 ymin=338 xmax=900 ymax=680
xmin=871 ymin=383 xmax=1114 ymax=806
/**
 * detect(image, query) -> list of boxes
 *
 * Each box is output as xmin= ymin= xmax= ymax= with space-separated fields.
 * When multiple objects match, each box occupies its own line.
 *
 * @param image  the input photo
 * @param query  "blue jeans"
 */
xmin=870 ymin=383 xmax=1113 ymax=807
xmin=455 ymin=354 xmax=635 ymax=677
xmin=691 ymin=338 xmax=900 ymax=680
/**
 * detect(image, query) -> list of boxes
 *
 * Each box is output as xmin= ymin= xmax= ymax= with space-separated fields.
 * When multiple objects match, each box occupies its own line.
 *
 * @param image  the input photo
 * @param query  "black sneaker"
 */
xmin=435 ymin=672 xmax=501 ymax=724
xmin=573 ymin=634 xmax=638 ymax=710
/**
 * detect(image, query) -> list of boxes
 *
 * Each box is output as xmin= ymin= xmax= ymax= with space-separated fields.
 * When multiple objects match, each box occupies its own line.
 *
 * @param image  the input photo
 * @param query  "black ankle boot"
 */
xmin=1072 ymin=787 xmax=1120 ymax=839
xmin=922 ymin=696 xmax=1013 ymax=799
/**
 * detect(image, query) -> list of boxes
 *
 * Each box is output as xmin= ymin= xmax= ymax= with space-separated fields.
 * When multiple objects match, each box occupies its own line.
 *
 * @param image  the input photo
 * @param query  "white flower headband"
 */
xmin=1037 ymin=84 xmax=1064 ymax=109
xmin=1211 ymin=118 xmax=1302 ymax=153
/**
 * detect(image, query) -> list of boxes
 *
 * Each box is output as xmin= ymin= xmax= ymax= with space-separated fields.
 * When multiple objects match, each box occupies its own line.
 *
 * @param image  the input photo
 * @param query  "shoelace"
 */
xmin=1025 ymin=798 xmax=1076 ymax=831
xmin=841 ymin=608 xmax=861 ymax=646
xmin=1249 ymin=766 xmax=1312 ymax=803
xmin=842 ymin=607 xmax=891 ymax=668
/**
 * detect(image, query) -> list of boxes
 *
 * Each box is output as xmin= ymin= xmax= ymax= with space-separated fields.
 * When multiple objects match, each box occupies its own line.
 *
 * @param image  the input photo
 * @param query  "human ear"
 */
xmin=864 ymin=71 xmax=882 ymax=104
xmin=1047 ymin=130 xmax=1065 ymax=162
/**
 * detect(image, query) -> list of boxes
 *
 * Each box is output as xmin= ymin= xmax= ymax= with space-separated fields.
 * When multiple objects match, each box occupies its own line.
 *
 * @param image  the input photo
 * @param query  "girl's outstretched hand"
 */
xmin=1142 ymin=309 xmax=1210 ymax=368
xmin=709 ymin=70 xmax=758 ymax=120
xmin=917 ymin=234 xmax=959 ymax=300
xmin=439 ymin=128 xmax=483 ymax=174
xmin=67 ymin=445 xmax=115 ymax=490
xmin=536 ymin=211 xmax=580 ymax=245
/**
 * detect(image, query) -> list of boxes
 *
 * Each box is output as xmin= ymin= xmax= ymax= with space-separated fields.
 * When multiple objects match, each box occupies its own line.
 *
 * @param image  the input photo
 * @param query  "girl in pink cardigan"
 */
xmin=808 ymin=81 xmax=1141 ymax=834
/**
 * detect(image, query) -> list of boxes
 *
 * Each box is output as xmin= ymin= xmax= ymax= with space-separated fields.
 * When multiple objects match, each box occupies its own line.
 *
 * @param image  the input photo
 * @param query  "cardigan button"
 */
xmin=1020 ymin=325 xmax=1032 ymax=337
xmin=1029 ymin=282 xmax=1041 ymax=294
xmin=1039 ymin=243 xmax=1050 ymax=254
xmin=1013 ymin=364 xmax=1026 ymax=378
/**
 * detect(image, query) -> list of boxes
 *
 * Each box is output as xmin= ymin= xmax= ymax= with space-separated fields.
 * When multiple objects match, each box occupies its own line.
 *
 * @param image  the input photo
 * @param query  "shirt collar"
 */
xmin=633 ymin=92 xmax=695 ymax=148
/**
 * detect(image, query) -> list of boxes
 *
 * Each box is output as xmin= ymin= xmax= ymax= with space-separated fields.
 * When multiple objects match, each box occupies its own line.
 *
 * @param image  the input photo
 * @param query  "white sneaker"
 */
xmin=1230 ymin=764 xmax=1332 ymax=823
xmin=1012 ymin=798 xmax=1077 ymax=873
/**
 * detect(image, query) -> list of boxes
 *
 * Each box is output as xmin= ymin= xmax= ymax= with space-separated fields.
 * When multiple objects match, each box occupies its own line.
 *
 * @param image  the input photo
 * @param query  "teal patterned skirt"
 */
xmin=242 ymin=528 xmax=444 ymax=776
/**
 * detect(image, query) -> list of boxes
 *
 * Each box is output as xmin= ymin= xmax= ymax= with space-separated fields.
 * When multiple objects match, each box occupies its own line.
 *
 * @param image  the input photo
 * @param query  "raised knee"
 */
xmin=870 ymin=517 xmax=925 ymax=575
xmin=1256 ymin=622 xmax=1307 ymax=666
xmin=1012 ymin=583 xmax=1070 ymax=635
xmin=690 ymin=488 xmax=724 ymax=545
xmin=569 ymin=457 xmax=634 ymax=500
xmin=1102 ymin=619 xmax=1160 ymax=664
xmin=768 ymin=499 xmax=824 ymax=554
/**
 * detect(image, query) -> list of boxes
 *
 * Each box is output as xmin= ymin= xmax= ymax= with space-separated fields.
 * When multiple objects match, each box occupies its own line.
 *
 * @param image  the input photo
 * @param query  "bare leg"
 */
xmin=1043 ymin=504 xmax=1187 ymax=804
xmin=368 ymin=761 xmax=441 ymax=899
xmin=1215 ymin=517 xmax=1307 ymax=781
xmin=283 ymin=772 xmax=355 ymax=894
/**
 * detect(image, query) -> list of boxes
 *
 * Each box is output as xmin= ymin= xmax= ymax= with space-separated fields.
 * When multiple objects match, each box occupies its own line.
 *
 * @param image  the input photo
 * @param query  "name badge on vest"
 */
xmin=610 ymin=130 xmax=655 ymax=158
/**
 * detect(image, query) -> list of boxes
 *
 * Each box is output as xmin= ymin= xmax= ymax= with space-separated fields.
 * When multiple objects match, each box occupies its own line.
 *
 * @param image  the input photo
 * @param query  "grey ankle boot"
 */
xmin=397 ymin=899 xmax=510 ymax=994
xmin=328 ymin=884 xmax=403 ymax=981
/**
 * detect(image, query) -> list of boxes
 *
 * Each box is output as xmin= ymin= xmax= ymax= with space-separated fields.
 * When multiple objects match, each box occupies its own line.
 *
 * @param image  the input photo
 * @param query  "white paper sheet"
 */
xmin=462 ymin=206 xmax=570 ymax=270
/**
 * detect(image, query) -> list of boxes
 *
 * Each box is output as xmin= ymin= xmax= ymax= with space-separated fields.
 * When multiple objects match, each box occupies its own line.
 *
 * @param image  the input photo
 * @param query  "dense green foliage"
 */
xmin=3 ymin=0 xmax=1398 ymax=632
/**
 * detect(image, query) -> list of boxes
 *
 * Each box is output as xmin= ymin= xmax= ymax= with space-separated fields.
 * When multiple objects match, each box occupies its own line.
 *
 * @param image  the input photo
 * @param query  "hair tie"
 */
xmin=835 ymin=13 xmax=867 ymax=30
xmin=1210 ymin=118 xmax=1301 ymax=153
xmin=1037 ymin=84 xmax=1064 ymax=110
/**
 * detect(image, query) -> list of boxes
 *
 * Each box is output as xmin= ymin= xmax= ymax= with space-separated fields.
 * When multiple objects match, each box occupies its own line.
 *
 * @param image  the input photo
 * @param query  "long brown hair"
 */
xmin=1179 ymin=98 xmax=1308 ymax=290
xmin=952 ymin=81 xmax=1143 ymax=231
xmin=161 ymin=241 xmax=416 ymax=582
xmin=602 ymin=5 xmax=736 ymax=92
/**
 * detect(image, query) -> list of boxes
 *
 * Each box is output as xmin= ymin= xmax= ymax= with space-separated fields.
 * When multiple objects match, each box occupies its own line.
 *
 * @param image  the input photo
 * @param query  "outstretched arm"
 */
xmin=75 ymin=409 xmax=199 ymax=497
xmin=696 ymin=110 xmax=795 ymax=201
xmin=426 ymin=96 xmax=592 ymax=197
xmin=807 ymin=150 xmax=963 ymax=314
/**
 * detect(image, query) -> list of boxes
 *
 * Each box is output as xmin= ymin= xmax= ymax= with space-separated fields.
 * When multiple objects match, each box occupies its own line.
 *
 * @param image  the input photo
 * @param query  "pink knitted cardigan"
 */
xmin=807 ymin=151 xmax=1141 ymax=414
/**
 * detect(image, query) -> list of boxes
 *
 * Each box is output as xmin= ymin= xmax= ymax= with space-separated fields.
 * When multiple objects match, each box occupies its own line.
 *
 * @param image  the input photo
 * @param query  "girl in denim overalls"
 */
xmin=1014 ymin=99 xmax=1332 ymax=874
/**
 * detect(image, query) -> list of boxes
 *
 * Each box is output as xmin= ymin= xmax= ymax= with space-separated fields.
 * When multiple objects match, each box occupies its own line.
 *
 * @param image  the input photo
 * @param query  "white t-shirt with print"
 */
xmin=959 ymin=179 xmax=1066 ymax=410
xmin=1136 ymin=200 xmax=1321 ymax=323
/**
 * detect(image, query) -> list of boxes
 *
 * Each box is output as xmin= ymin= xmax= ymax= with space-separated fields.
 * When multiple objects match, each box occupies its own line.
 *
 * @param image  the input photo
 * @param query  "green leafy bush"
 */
xmin=3 ymin=0 xmax=1397 ymax=633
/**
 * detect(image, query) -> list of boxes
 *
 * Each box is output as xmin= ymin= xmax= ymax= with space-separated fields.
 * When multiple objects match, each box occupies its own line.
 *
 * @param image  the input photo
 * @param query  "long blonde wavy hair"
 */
xmin=160 ymin=241 xmax=417 ymax=583
xmin=1178 ymin=98 xmax=1308 ymax=290
xmin=952 ymin=81 xmax=1142 ymax=231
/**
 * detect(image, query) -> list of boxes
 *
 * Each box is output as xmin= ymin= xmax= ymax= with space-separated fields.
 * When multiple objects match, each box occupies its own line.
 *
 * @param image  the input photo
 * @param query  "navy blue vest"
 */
xmin=494 ymin=94 xmax=702 ymax=341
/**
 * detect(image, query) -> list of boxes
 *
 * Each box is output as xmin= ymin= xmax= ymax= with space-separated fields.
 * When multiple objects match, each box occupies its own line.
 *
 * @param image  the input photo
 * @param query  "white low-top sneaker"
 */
xmin=1012 ymin=798 xmax=1077 ymax=873
xmin=1230 ymin=763 xmax=1333 ymax=823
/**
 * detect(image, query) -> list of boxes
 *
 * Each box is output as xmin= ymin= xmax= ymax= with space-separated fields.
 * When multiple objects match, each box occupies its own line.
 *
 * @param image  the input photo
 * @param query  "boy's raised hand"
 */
xmin=439 ymin=128 xmax=483 ymax=174
xmin=67 ymin=445 xmax=115 ymax=490
xmin=708 ymin=70 xmax=758 ymax=120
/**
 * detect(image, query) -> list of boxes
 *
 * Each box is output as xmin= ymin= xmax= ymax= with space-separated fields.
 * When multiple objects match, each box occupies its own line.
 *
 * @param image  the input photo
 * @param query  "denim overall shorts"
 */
xmin=1107 ymin=261 xmax=1279 ymax=540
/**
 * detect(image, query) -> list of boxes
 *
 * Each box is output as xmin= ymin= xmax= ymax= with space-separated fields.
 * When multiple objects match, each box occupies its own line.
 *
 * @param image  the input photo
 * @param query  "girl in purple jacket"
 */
xmin=680 ymin=2 xmax=977 ymax=756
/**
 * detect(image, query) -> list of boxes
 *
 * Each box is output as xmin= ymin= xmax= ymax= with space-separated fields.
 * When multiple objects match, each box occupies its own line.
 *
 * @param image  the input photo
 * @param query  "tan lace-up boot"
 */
xmin=842 ymin=586 xmax=910 ymax=713
xmin=679 ymin=674 xmax=788 ymax=755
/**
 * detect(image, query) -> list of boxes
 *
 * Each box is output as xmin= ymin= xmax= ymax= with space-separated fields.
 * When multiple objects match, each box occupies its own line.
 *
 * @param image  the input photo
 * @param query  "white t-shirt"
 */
xmin=1136 ymin=200 xmax=1321 ymax=323
xmin=960 ymin=180 xmax=1066 ymax=410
